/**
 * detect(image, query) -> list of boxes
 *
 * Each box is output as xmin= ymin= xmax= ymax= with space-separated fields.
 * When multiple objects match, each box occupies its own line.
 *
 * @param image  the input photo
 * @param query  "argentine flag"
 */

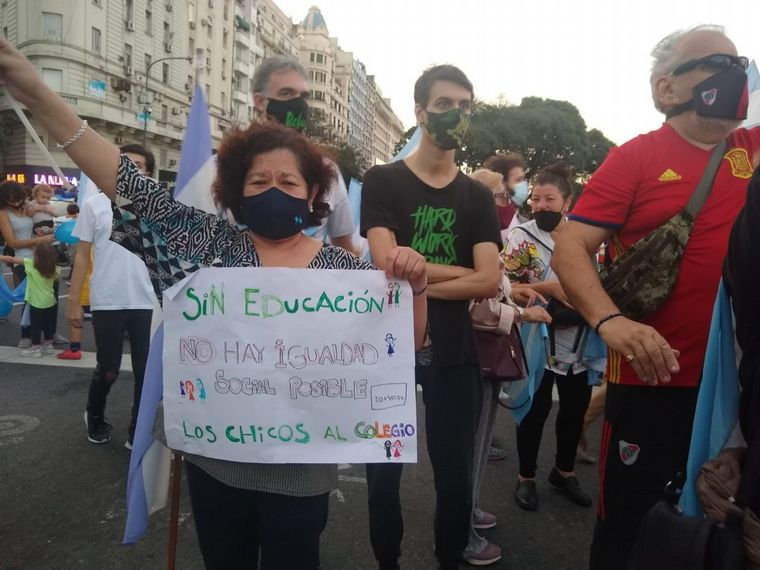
xmin=123 ymin=83 xmax=215 ymax=545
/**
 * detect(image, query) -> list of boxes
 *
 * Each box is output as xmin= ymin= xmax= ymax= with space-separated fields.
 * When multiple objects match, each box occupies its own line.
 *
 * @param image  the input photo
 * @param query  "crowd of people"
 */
xmin=1 ymin=21 xmax=759 ymax=570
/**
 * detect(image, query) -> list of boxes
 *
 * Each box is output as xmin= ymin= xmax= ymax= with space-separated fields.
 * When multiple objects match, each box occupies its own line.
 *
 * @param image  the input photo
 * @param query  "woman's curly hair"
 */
xmin=213 ymin=122 xmax=333 ymax=227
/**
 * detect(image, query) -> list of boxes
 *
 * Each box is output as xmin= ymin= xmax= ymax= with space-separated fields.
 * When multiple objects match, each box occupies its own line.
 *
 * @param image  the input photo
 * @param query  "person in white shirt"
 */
xmin=67 ymin=144 xmax=157 ymax=448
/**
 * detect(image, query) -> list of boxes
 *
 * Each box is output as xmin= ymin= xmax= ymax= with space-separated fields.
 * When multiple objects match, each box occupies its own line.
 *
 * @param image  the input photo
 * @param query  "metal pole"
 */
xmin=140 ymin=56 xmax=191 ymax=149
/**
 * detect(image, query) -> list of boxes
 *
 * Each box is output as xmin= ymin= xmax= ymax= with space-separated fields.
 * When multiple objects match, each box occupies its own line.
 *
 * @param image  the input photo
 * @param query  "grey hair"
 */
xmin=251 ymin=56 xmax=307 ymax=96
xmin=649 ymin=25 xmax=726 ymax=111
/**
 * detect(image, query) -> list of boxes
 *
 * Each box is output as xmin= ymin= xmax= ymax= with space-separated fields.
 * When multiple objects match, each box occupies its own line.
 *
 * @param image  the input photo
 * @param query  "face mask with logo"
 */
xmin=511 ymin=181 xmax=530 ymax=207
xmin=423 ymin=108 xmax=471 ymax=150
xmin=533 ymin=210 xmax=564 ymax=233
xmin=666 ymin=66 xmax=749 ymax=120
xmin=241 ymin=187 xmax=309 ymax=240
xmin=266 ymin=97 xmax=310 ymax=131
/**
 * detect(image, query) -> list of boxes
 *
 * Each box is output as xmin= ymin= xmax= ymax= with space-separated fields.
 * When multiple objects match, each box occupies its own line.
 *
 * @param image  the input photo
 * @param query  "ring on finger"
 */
xmin=625 ymin=353 xmax=636 ymax=362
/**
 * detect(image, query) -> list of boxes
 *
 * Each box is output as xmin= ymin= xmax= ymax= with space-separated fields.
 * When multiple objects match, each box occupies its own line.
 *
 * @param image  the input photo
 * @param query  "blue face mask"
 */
xmin=240 ymin=187 xmax=309 ymax=240
xmin=511 ymin=181 xmax=530 ymax=207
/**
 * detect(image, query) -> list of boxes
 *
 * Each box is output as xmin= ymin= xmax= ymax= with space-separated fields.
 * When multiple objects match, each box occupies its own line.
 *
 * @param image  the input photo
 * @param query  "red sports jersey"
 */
xmin=571 ymin=123 xmax=760 ymax=387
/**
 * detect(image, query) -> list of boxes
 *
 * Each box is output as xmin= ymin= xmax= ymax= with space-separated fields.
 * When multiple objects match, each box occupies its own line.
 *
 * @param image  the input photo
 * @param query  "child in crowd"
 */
xmin=0 ymin=242 xmax=59 ymax=357
xmin=27 ymin=184 xmax=56 ymax=236
xmin=65 ymin=203 xmax=79 ymax=218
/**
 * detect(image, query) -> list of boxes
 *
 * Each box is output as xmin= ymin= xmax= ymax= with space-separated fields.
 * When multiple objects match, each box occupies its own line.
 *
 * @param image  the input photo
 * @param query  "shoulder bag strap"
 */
xmin=684 ymin=139 xmax=727 ymax=219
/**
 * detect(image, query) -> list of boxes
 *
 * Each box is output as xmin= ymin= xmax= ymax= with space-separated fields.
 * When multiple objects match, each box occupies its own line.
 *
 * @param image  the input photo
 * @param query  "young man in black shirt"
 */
xmin=361 ymin=65 xmax=502 ymax=570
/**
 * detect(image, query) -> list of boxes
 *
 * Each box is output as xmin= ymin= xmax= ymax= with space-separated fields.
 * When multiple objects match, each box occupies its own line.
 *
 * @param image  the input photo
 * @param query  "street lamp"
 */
xmin=141 ymin=56 xmax=192 ymax=148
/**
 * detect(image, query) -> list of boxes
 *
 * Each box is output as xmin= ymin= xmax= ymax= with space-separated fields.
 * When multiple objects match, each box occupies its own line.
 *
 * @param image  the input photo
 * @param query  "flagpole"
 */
xmin=7 ymin=95 xmax=73 ymax=189
xmin=166 ymin=452 xmax=183 ymax=570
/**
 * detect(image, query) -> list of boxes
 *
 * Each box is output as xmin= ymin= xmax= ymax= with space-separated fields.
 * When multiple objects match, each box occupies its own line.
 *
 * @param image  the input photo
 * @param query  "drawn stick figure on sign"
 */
xmin=385 ymin=333 xmax=396 ymax=357
xmin=392 ymin=440 xmax=403 ymax=459
xmin=197 ymin=379 xmax=207 ymax=402
xmin=179 ymin=381 xmax=186 ymax=397
xmin=384 ymin=440 xmax=392 ymax=459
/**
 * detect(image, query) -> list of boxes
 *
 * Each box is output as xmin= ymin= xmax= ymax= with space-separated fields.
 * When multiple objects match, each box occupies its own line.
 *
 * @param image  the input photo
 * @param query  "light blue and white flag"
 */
xmin=123 ymin=82 xmax=217 ymax=545
xmin=501 ymin=322 xmax=549 ymax=424
xmin=680 ymin=281 xmax=740 ymax=516
xmin=392 ymin=127 xmax=421 ymax=163
xmin=174 ymin=83 xmax=218 ymax=215
xmin=743 ymin=60 xmax=760 ymax=129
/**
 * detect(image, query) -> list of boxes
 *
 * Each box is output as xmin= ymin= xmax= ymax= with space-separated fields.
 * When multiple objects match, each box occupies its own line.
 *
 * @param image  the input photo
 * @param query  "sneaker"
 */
xmin=52 ymin=333 xmax=69 ymax=345
xmin=463 ymin=542 xmax=502 ymax=566
xmin=548 ymin=467 xmax=592 ymax=507
xmin=487 ymin=444 xmax=506 ymax=461
xmin=18 ymin=338 xmax=32 ymax=349
xmin=57 ymin=349 xmax=82 ymax=360
xmin=515 ymin=479 xmax=538 ymax=511
xmin=83 ymin=311 xmax=92 ymax=321
xmin=473 ymin=510 xmax=497 ymax=530
xmin=84 ymin=411 xmax=112 ymax=444
xmin=20 ymin=345 xmax=42 ymax=358
xmin=42 ymin=341 xmax=54 ymax=354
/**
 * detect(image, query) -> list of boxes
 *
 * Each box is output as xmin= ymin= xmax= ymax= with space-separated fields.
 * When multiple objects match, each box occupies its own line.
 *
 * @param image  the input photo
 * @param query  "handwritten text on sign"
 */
xmin=162 ymin=267 xmax=417 ymax=463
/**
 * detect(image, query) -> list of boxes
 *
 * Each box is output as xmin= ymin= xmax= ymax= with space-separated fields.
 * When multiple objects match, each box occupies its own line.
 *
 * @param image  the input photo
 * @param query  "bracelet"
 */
xmin=594 ymin=312 xmax=623 ymax=334
xmin=412 ymin=277 xmax=428 ymax=297
xmin=56 ymin=120 xmax=88 ymax=149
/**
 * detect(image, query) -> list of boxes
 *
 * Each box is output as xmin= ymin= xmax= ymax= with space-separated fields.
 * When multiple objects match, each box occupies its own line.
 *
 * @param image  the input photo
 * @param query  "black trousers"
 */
xmin=589 ymin=383 xmax=698 ymax=570
xmin=516 ymin=367 xmax=592 ymax=478
xmin=86 ymin=309 xmax=151 ymax=436
xmin=367 ymin=364 xmax=481 ymax=570
xmin=29 ymin=305 xmax=56 ymax=345
xmin=185 ymin=461 xmax=329 ymax=570
xmin=14 ymin=264 xmax=59 ymax=340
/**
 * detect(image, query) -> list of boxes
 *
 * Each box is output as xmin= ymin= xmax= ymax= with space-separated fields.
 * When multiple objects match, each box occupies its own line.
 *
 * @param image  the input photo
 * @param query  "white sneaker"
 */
xmin=42 ymin=341 xmax=55 ymax=355
xmin=18 ymin=338 xmax=32 ymax=349
xmin=52 ymin=333 xmax=69 ymax=345
xmin=20 ymin=346 xmax=42 ymax=358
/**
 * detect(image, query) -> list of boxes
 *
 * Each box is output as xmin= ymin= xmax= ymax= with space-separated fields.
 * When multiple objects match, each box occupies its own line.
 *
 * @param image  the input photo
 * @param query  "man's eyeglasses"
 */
xmin=672 ymin=53 xmax=749 ymax=76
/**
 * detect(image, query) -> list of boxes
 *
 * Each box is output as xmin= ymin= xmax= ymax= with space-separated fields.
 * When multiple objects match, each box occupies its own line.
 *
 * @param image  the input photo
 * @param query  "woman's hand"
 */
xmin=511 ymin=285 xmax=547 ymax=307
xmin=36 ymin=234 xmax=55 ymax=244
xmin=385 ymin=246 xmax=426 ymax=292
xmin=523 ymin=306 xmax=552 ymax=324
xmin=0 ymin=39 xmax=47 ymax=108
xmin=67 ymin=302 xmax=83 ymax=330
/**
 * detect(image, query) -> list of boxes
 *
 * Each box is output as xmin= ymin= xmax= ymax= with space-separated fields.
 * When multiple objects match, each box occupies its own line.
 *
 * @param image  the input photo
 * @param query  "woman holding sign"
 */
xmin=0 ymin=40 xmax=428 ymax=569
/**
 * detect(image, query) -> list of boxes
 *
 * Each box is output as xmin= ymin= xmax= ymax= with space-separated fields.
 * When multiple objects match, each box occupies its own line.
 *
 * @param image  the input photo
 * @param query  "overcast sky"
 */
xmin=275 ymin=0 xmax=759 ymax=145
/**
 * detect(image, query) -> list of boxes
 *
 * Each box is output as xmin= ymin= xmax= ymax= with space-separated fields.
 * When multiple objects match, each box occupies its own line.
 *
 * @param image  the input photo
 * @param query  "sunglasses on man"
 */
xmin=672 ymin=53 xmax=749 ymax=76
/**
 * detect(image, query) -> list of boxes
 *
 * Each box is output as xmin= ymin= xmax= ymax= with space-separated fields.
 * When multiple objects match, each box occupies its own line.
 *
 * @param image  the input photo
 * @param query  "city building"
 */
xmin=369 ymin=76 xmax=405 ymax=165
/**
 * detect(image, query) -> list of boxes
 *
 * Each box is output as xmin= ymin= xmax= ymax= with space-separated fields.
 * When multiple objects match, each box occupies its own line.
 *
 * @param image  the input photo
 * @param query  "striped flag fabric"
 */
xmin=123 ymin=81 xmax=216 ymax=545
xmin=680 ymin=281 xmax=740 ymax=516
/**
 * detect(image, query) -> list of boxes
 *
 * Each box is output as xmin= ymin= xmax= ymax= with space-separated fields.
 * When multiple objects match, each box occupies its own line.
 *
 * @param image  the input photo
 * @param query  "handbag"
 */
xmin=600 ymin=140 xmax=726 ymax=322
xmin=473 ymin=327 xmax=526 ymax=382
xmin=627 ymin=472 xmax=746 ymax=570
xmin=470 ymin=276 xmax=528 ymax=383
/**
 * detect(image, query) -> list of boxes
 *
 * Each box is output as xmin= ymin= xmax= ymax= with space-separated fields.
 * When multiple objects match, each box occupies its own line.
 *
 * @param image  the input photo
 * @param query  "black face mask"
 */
xmin=266 ymin=97 xmax=310 ymax=131
xmin=240 ymin=187 xmax=309 ymax=240
xmin=534 ymin=210 xmax=564 ymax=233
xmin=666 ymin=67 xmax=749 ymax=120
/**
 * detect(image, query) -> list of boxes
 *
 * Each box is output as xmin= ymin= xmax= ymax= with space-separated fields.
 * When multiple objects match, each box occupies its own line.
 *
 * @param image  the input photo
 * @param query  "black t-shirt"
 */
xmin=360 ymin=160 xmax=501 ymax=366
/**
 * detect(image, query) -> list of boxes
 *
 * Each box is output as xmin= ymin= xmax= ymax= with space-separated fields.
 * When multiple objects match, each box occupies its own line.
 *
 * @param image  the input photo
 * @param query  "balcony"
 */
xmin=232 ymin=88 xmax=248 ymax=103
xmin=233 ymin=58 xmax=251 ymax=77
xmin=234 ymin=27 xmax=251 ymax=49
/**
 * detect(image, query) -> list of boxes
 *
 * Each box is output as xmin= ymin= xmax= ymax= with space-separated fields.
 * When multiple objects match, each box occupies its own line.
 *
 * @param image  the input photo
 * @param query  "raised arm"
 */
xmin=0 ymin=39 xmax=119 ymax=198
xmin=552 ymin=221 xmax=679 ymax=385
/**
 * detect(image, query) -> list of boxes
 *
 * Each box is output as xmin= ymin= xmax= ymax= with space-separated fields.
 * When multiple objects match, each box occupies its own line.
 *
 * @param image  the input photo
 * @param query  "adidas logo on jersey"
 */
xmin=658 ymin=169 xmax=682 ymax=182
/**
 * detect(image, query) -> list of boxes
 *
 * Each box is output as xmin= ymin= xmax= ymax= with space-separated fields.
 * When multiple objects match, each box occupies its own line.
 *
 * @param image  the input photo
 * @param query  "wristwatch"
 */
xmin=513 ymin=306 xmax=525 ymax=323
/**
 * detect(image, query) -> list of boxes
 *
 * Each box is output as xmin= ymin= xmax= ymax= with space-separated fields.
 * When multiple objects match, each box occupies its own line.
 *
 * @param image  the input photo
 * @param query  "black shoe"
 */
xmin=487 ymin=444 xmax=506 ymax=461
xmin=514 ymin=479 xmax=538 ymax=511
xmin=548 ymin=467 xmax=592 ymax=507
xmin=84 ymin=411 xmax=112 ymax=444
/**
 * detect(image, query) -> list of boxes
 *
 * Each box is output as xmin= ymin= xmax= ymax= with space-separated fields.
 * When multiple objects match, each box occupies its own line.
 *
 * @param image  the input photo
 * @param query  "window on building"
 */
xmin=310 ymin=52 xmax=315 ymax=63
xmin=316 ymin=53 xmax=324 ymax=64
xmin=125 ymin=0 xmax=134 ymax=23
xmin=188 ymin=37 xmax=195 ymax=59
xmin=160 ymin=148 xmax=168 ymax=168
xmin=144 ymin=53 xmax=152 ymax=74
xmin=124 ymin=43 xmax=133 ymax=68
xmin=223 ymin=0 xmax=230 ymax=20
xmin=42 ymin=12 xmax=63 ymax=41
xmin=162 ymin=62 xmax=169 ymax=83
xmin=205 ymin=48 xmax=212 ymax=69
xmin=207 ymin=23 xmax=213 ymax=39
xmin=223 ymin=29 xmax=228 ymax=47
xmin=41 ymin=68 xmax=63 ymax=92
xmin=161 ymin=104 xmax=168 ymax=121
xmin=145 ymin=9 xmax=153 ymax=35
xmin=163 ymin=21 xmax=171 ymax=43
xmin=221 ymin=91 xmax=226 ymax=110
xmin=188 ymin=3 xmax=196 ymax=25
xmin=91 ymin=27 xmax=101 ymax=53
xmin=205 ymin=83 xmax=210 ymax=100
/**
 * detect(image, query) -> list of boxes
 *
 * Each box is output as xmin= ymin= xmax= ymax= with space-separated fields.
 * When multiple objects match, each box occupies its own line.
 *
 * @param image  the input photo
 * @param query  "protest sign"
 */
xmin=162 ymin=267 xmax=417 ymax=463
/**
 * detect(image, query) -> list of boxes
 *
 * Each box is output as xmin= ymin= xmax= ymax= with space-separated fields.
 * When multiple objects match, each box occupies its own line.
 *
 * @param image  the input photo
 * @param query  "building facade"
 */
xmin=0 ymin=1 xmax=404 ymax=188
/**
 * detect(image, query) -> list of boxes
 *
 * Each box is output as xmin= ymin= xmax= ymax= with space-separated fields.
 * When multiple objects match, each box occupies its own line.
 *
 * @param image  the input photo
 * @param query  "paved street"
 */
xmin=1 ymin=275 xmax=601 ymax=570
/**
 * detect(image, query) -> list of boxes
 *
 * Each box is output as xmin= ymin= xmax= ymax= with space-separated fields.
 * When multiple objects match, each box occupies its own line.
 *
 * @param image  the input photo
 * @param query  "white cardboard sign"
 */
xmin=162 ymin=267 xmax=417 ymax=463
